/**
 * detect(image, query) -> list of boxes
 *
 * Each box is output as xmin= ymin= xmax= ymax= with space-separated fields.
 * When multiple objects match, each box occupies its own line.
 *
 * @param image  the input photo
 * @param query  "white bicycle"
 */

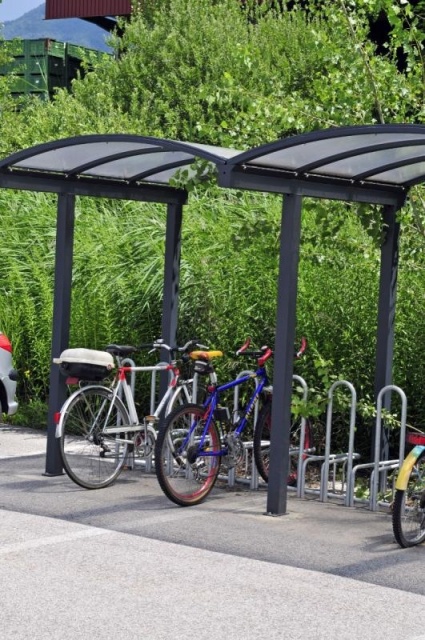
xmin=54 ymin=338 xmax=217 ymax=489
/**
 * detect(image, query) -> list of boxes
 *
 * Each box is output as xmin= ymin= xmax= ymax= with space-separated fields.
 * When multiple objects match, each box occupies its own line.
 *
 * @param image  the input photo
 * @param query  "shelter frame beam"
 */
xmin=45 ymin=193 xmax=75 ymax=476
xmin=266 ymin=193 xmax=303 ymax=516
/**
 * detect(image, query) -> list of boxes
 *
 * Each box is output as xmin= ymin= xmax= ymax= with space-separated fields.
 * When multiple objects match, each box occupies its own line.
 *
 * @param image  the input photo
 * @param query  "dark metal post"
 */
xmin=266 ymin=194 xmax=303 ymax=515
xmin=373 ymin=204 xmax=401 ymax=464
xmin=45 ymin=194 xmax=75 ymax=475
xmin=160 ymin=202 xmax=183 ymax=397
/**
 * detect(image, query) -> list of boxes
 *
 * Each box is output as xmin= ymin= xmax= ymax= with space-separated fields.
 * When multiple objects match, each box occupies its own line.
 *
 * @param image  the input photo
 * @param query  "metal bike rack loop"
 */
xmin=229 ymin=374 xmax=310 ymax=492
xmin=151 ymin=361 xmax=173 ymax=414
xmin=299 ymin=380 xmax=358 ymax=503
xmin=228 ymin=370 xmax=261 ymax=489
xmin=293 ymin=375 xmax=309 ymax=499
xmin=370 ymin=385 xmax=407 ymax=511
xmin=348 ymin=385 xmax=407 ymax=510
xmin=321 ymin=381 xmax=357 ymax=504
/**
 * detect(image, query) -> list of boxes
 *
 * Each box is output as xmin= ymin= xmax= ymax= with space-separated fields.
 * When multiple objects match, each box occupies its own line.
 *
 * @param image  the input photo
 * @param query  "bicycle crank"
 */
xmin=224 ymin=432 xmax=244 ymax=469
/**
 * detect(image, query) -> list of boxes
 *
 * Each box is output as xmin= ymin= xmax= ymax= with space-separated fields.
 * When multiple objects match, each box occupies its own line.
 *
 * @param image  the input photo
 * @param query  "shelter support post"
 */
xmin=45 ymin=194 xmax=75 ymax=476
xmin=160 ymin=202 xmax=183 ymax=396
xmin=373 ymin=203 xmax=401 ymax=464
xmin=266 ymin=193 xmax=303 ymax=515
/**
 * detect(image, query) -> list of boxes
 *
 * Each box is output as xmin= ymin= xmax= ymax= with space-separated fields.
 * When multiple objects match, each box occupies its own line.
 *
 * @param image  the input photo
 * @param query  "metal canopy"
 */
xmin=1 ymin=123 xmax=422 ymax=516
xmin=0 ymin=134 xmax=239 ymax=203
xmin=3 ymin=124 xmax=425 ymax=204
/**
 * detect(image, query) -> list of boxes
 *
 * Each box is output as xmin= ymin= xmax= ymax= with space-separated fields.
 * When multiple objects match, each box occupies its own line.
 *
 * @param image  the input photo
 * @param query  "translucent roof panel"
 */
xmin=3 ymin=126 xmax=425 ymax=204
xmin=310 ymin=145 xmax=425 ymax=181
xmin=82 ymin=151 xmax=195 ymax=181
xmin=0 ymin=135 xmax=241 ymax=191
xmin=372 ymin=163 xmax=425 ymax=185
xmin=242 ymin=132 xmax=425 ymax=171
xmin=13 ymin=141 xmax=159 ymax=173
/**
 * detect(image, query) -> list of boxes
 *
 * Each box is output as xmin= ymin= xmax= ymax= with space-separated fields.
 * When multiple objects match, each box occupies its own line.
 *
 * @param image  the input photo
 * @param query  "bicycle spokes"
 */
xmin=155 ymin=404 xmax=222 ymax=506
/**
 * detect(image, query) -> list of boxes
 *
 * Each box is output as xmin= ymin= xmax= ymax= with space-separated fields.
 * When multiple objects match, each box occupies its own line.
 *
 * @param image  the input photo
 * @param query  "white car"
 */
xmin=0 ymin=332 xmax=18 ymax=416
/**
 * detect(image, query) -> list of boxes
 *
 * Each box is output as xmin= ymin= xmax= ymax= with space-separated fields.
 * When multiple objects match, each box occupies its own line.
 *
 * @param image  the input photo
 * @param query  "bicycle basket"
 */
xmin=53 ymin=348 xmax=115 ymax=381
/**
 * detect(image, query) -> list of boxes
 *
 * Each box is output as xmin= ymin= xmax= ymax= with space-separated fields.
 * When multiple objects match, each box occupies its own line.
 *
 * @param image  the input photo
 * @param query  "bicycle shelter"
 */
xmin=1 ymin=124 xmax=424 ymax=515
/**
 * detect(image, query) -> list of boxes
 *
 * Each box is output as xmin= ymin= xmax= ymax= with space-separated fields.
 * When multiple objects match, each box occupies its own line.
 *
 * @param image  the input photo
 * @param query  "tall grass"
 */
xmin=1 ymin=182 xmax=425 ymax=453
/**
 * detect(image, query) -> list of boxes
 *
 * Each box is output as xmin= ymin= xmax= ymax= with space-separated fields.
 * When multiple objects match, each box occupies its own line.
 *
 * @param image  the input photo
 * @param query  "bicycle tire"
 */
xmin=253 ymin=400 xmax=313 ymax=486
xmin=155 ymin=403 xmax=222 ymax=506
xmin=59 ymin=386 xmax=131 ymax=489
xmin=392 ymin=450 xmax=425 ymax=547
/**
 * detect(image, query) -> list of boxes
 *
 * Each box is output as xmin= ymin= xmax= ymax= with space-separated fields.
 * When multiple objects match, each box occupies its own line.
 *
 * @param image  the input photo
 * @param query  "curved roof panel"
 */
xmin=2 ymin=125 xmax=425 ymax=204
xmin=229 ymin=124 xmax=425 ymax=187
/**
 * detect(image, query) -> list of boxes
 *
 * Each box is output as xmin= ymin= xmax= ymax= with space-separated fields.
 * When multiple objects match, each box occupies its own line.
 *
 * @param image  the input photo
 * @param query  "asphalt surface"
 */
xmin=1 ymin=425 xmax=425 ymax=640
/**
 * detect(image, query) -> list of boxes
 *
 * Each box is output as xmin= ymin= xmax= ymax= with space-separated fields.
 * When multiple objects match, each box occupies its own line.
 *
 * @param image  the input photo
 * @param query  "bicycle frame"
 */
xmin=181 ymin=365 xmax=269 ymax=457
xmin=104 ymin=362 xmax=181 ymax=432
xmin=55 ymin=361 xmax=180 ymax=439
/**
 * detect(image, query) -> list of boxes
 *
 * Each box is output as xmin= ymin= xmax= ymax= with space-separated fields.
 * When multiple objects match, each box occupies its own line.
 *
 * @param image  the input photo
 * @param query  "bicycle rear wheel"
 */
xmin=155 ymin=403 xmax=222 ymax=506
xmin=392 ymin=451 xmax=425 ymax=547
xmin=253 ymin=401 xmax=313 ymax=486
xmin=59 ymin=386 xmax=131 ymax=489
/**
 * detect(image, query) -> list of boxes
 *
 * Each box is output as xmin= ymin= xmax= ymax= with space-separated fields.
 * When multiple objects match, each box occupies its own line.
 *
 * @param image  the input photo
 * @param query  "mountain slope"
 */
xmin=1 ymin=4 xmax=111 ymax=52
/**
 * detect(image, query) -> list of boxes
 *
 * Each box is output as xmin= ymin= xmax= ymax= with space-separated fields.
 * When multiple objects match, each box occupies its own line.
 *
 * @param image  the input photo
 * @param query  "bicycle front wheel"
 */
xmin=155 ymin=403 xmax=222 ymax=506
xmin=59 ymin=386 xmax=131 ymax=489
xmin=253 ymin=401 xmax=313 ymax=486
xmin=392 ymin=451 xmax=425 ymax=547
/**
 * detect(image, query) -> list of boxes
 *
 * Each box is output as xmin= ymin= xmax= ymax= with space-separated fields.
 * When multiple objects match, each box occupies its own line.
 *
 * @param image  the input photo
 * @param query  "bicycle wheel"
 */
xmin=59 ymin=386 xmax=131 ymax=489
xmin=392 ymin=451 xmax=425 ymax=547
xmin=253 ymin=401 xmax=313 ymax=486
xmin=155 ymin=403 xmax=222 ymax=506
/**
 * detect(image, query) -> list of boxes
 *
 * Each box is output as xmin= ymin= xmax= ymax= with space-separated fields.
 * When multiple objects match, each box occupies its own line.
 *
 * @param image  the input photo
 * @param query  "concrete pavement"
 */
xmin=1 ymin=425 xmax=425 ymax=640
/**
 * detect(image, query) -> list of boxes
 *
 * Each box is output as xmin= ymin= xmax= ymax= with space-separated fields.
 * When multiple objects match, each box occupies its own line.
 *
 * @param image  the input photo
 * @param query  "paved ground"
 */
xmin=1 ymin=425 xmax=425 ymax=640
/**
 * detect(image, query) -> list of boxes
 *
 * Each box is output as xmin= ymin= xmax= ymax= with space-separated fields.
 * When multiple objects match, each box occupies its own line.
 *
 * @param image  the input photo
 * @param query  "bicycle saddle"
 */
xmin=189 ymin=350 xmax=223 ymax=361
xmin=105 ymin=344 xmax=138 ymax=357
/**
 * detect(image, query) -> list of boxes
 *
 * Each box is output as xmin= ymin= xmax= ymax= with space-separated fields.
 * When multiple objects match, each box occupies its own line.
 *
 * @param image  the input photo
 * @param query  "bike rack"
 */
xmin=293 ymin=375 xmax=310 ymax=499
xmin=228 ymin=374 xmax=310 ymax=492
xmin=299 ymin=380 xmax=359 ymax=504
xmin=150 ymin=362 xmax=174 ymax=414
xmin=122 ymin=360 xmax=172 ymax=474
xmin=228 ymin=370 xmax=261 ymax=489
xmin=216 ymin=369 xmax=410 ymax=512
xmin=348 ymin=385 xmax=407 ymax=511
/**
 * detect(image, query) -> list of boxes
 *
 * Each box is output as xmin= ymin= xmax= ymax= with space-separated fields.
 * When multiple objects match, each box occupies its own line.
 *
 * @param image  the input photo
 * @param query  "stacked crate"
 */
xmin=0 ymin=39 xmax=67 ymax=98
xmin=0 ymin=39 xmax=106 ymax=99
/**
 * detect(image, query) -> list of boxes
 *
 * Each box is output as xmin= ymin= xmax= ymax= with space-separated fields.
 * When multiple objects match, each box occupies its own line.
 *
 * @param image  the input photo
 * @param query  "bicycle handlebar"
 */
xmin=235 ymin=337 xmax=307 ymax=363
xmin=235 ymin=337 xmax=251 ymax=356
xmin=295 ymin=337 xmax=307 ymax=359
xmin=140 ymin=338 xmax=209 ymax=357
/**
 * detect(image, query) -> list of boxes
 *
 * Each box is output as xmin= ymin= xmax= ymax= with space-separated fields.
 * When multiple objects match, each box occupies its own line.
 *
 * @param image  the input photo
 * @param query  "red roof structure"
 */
xmin=45 ymin=0 xmax=132 ymax=19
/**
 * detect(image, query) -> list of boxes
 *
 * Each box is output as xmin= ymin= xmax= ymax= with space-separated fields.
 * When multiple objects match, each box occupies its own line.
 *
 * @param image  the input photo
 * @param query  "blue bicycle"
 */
xmin=154 ymin=339 xmax=309 ymax=506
